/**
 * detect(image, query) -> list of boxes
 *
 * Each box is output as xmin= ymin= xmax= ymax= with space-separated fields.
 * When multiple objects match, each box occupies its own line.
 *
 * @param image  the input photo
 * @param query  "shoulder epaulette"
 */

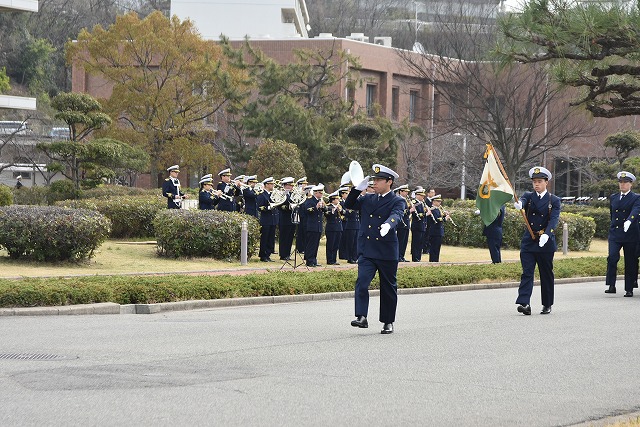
xmin=165 ymin=178 xmax=170 ymax=181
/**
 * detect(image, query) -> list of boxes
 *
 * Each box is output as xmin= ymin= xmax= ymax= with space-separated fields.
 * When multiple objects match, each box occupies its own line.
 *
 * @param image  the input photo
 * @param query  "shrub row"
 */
xmin=443 ymin=207 xmax=595 ymax=251
xmin=560 ymin=205 xmax=610 ymax=239
xmin=0 ymin=206 xmax=111 ymax=261
xmin=59 ymin=195 xmax=164 ymax=238
xmin=153 ymin=209 xmax=261 ymax=259
xmin=0 ymin=257 xmax=608 ymax=307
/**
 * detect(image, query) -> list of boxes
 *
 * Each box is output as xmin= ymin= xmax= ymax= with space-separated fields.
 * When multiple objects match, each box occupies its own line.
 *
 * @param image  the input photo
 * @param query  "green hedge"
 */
xmin=0 ymin=184 xmax=12 ymax=206
xmin=153 ymin=209 xmax=261 ymax=259
xmin=0 ymin=206 xmax=111 ymax=261
xmin=0 ymin=257 xmax=608 ymax=307
xmin=59 ymin=195 xmax=164 ymax=238
xmin=442 ymin=207 xmax=595 ymax=251
xmin=561 ymin=205 xmax=610 ymax=239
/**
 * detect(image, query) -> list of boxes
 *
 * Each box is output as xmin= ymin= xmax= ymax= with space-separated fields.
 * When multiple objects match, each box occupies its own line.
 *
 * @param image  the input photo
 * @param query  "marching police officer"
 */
xmin=483 ymin=204 xmax=505 ymax=263
xmin=257 ymin=177 xmax=279 ymax=262
xmin=216 ymin=168 xmax=239 ymax=212
xmin=198 ymin=175 xmax=216 ymax=210
xmin=345 ymin=164 xmax=405 ymax=334
xmin=604 ymin=171 xmax=640 ymax=297
xmin=513 ymin=166 xmax=561 ymax=315
xmin=278 ymin=177 xmax=297 ymax=261
xmin=301 ymin=183 xmax=325 ymax=267
xmin=162 ymin=165 xmax=188 ymax=209
xmin=324 ymin=191 xmax=343 ymax=265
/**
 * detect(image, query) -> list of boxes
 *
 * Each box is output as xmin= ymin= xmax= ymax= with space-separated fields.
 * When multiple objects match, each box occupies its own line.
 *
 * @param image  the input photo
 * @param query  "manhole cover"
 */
xmin=0 ymin=353 xmax=70 ymax=361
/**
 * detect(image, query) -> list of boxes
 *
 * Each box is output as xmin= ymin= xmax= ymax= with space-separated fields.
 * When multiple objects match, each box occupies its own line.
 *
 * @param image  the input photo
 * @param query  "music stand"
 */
xmin=280 ymin=225 xmax=308 ymax=270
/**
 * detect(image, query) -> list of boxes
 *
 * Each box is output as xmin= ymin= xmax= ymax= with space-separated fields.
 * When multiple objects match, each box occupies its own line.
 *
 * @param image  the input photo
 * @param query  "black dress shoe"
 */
xmin=260 ymin=258 xmax=269 ymax=262
xmin=381 ymin=323 xmax=394 ymax=334
xmin=540 ymin=306 xmax=551 ymax=314
xmin=605 ymin=285 xmax=616 ymax=294
xmin=351 ymin=316 xmax=368 ymax=328
xmin=517 ymin=304 xmax=532 ymax=315
xmin=624 ymin=291 xmax=633 ymax=297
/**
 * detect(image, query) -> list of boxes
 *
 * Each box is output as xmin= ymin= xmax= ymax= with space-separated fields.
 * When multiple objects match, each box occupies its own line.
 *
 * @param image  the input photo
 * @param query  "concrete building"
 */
xmin=170 ymin=0 xmax=311 ymax=40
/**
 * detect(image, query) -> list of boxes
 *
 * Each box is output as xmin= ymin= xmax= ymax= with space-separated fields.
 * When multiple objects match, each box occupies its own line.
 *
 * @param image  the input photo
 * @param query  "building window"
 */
xmin=409 ymin=90 xmax=419 ymax=122
xmin=366 ymin=84 xmax=377 ymax=117
xmin=13 ymin=172 xmax=30 ymax=180
xmin=391 ymin=87 xmax=399 ymax=121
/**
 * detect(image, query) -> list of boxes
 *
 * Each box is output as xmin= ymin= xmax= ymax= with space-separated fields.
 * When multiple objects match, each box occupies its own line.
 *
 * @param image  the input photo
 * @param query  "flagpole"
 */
xmin=487 ymin=143 xmax=537 ymax=240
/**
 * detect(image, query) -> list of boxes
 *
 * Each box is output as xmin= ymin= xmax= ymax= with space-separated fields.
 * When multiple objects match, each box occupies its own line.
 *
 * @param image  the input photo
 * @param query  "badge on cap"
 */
xmin=374 ymin=166 xmax=381 ymax=174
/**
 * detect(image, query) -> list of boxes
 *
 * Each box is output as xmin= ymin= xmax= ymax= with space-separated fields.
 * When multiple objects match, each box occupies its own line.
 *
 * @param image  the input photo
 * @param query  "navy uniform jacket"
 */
xmin=411 ymin=202 xmax=427 ymax=232
xmin=162 ymin=177 xmax=184 ymax=209
xmin=257 ymin=191 xmax=279 ymax=226
xmin=342 ymin=202 xmax=360 ymax=230
xmin=427 ymin=207 xmax=445 ymax=237
xmin=278 ymin=193 xmax=296 ymax=227
xmin=344 ymin=189 xmax=405 ymax=261
xmin=301 ymin=196 xmax=324 ymax=233
xmin=243 ymin=187 xmax=258 ymax=217
xmin=324 ymin=205 xmax=343 ymax=232
xmin=199 ymin=189 xmax=215 ymax=210
xmin=608 ymin=192 xmax=640 ymax=242
xmin=216 ymin=181 xmax=238 ymax=211
xmin=397 ymin=198 xmax=411 ymax=229
xmin=483 ymin=205 xmax=505 ymax=239
xmin=518 ymin=191 xmax=561 ymax=252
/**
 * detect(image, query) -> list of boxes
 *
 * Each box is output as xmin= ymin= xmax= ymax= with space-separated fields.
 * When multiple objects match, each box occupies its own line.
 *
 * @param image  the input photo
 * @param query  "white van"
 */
xmin=0 ymin=121 xmax=29 ymax=135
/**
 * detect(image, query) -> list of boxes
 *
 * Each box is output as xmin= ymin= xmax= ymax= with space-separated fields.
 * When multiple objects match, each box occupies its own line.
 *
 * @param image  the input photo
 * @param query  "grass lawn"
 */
xmin=0 ymin=237 xmax=610 ymax=279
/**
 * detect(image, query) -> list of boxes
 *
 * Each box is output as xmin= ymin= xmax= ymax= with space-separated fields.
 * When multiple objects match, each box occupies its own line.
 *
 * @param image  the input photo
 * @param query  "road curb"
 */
xmin=0 ymin=276 xmax=608 ymax=316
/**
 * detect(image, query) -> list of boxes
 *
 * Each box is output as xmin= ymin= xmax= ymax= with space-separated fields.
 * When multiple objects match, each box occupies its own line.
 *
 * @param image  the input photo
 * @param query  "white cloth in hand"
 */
xmin=380 ymin=223 xmax=390 ymax=237
xmin=355 ymin=176 xmax=371 ymax=191
xmin=514 ymin=201 xmax=522 ymax=210
xmin=538 ymin=233 xmax=549 ymax=247
xmin=624 ymin=220 xmax=632 ymax=232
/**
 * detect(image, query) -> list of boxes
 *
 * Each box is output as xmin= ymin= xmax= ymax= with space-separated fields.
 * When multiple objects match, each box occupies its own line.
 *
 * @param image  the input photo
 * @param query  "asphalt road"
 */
xmin=1 ymin=280 xmax=639 ymax=426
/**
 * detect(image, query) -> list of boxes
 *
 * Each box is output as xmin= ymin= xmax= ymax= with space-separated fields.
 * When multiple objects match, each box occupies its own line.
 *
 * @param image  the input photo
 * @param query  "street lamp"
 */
xmin=454 ymin=132 xmax=467 ymax=200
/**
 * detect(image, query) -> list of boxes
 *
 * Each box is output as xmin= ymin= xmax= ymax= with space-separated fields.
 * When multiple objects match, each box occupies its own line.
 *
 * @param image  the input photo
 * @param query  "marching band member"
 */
xmin=410 ymin=189 xmax=427 ymax=262
xmin=426 ymin=194 xmax=449 ymax=262
xmin=233 ymin=174 xmax=246 ymax=213
xmin=395 ymin=184 xmax=412 ymax=262
xmin=514 ymin=166 xmax=561 ymax=315
xmin=198 ymin=176 xmax=216 ymax=210
xmin=296 ymin=182 xmax=312 ymax=255
xmin=257 ymin=177 xmax=279 ymax=262
xmin=423 ymin=188 xmax=436 ymax=255
xmin=346 ymin=164 xmax=404 ymax=335
xmin=162 ymin=165 xmax=188 ymax=209
xmin=324 ymin=191 xmax=343 ymax=265
xmin=278 ymin=177 xmax=297 ymax=261
xmin=339 ymin=186 xmax=359 ymax=264
xmin=242 ymin=175 xmax=259 ymax=218
xmin=301 ymin=183 xmax=325 ymax=267
xmin=216 ymin=168 xmax=239 ymax=212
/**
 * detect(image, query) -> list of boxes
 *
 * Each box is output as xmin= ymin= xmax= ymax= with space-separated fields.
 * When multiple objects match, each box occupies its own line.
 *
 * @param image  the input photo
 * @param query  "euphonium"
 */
xmin=253 ymin=182 xmax=264 ymax=195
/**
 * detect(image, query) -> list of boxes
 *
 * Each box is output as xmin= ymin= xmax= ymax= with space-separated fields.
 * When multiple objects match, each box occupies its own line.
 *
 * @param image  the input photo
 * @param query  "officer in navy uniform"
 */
xmin=233 ymin=174 xmax=245 ymax=213
xmin=295 ymin=177 xmax=309 ymax=254
xmin=483 ymin=204 xmax=505 ymax=263
xmin=339 ymin=186 xmax=360 ymax=264
xmin=324 ymin=191 xmax=343 ymax=265
xmin=410 ymin=189 xmax=427 ymax=262
xmin=395 ymin=184 xmax=412 ymax=262
xmin=423 ymin=188 xmax=436 ymax=254
xmin=345 ymin=164 xmax=405 ymax=334
xmin=216 ymin=168 xmax=239 ymax=212
xmin=301 ymin=183 xmax=325 ymax=267
xmin=198 ymin=175 xmax=216 ymax=210
xmin=513 ymin=166 xmax=561 ymax=315
xmin=242 ymin=175 xmax=259 ymax=218
xmin=257 ymin=177 xmax=279 ymax=262
xmin=162 ymin=165 xmax=188 ymax=209
xmin=427 ymin=194 xmax=450 ymax=262
xmin=604 ymin=171 xmax=640 ymax=297
xmin=278 ymin=177 xmax=297 ymax=261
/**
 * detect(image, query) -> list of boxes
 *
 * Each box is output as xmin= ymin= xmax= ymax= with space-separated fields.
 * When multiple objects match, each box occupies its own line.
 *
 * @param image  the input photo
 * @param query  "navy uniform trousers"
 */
xmin=605 ymin=192 xmax=640 ymax=292
xmin=344 ymin=189 xmax=405 ymax=323
xmin=516 ymin=191 xmax=561 ymax=307
xmin=483 ymin=205 xmax=505 ymax=263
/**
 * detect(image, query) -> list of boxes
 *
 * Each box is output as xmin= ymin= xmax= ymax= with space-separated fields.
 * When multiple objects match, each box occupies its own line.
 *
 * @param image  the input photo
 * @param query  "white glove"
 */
xmin=380 ymin=223 xmax=390 ymax=237
xmin=355 ymin=176 xmax=371 ymax=191
xmin=538 ymin=233 xmax=549 ymax=247
xmin=514 ymin=201 xmax=522 ymax=210
xmin=624 ymin=220 xmax=632 ymax=232
xmin=474 ymin=209 xmax=480 ymax=215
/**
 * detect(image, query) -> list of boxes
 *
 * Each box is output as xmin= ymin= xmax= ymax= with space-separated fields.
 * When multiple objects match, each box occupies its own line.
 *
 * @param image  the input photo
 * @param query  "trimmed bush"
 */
xmin=153 ymin=210 xmax=261 ymax=259
xmin=442 ymin=207 xmax=595 ymax=251
xmin=59 ymin=195 xmax=164 ymax=238
xmin=81 ymin=185 xmax=160 ymax=200
xmin=0 ymin=206 xmax=111 ymax=261
xmin=0 ymin=184 xmax=12 ymax=206
xmin=11 ymin=186 xmax=49 ymax=205
xmin=561 ymin=205 xmax=610 ymax=239
xmin=48 ymin=180 xmax=81 ymax=203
